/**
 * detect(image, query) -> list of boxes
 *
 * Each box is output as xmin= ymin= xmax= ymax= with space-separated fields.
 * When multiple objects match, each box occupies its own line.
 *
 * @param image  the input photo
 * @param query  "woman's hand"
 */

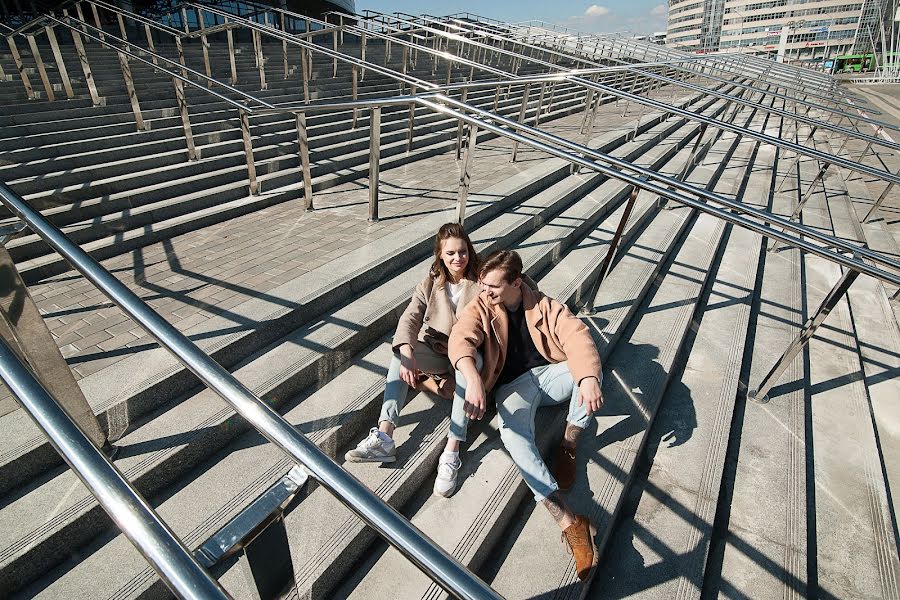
xmin=398 ymin=344 xmax=419 ymax=388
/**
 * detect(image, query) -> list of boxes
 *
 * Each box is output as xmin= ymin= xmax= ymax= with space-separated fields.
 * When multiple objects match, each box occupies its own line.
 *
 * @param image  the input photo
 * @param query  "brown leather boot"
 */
xmin=553 ymin=443 xmax=577 ymax=491
xmin=561 ymin=515 xmax=598 ymax=583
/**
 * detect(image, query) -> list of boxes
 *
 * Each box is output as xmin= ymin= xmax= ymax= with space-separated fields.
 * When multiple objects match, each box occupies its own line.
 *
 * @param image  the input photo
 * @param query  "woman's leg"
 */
xmin=435 ymin=353 xmax=483 ymax=497
xmin=377 ymin=352 xmax=407 ymax=438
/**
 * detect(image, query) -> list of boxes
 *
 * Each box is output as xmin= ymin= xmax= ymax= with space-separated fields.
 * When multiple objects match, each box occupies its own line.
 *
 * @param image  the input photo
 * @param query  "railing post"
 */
xmin=296 ymin=113 xmax=313 ymax=211
xmin=748 ymin=267 xmax=860 ymax=403
xmin=407 ymin=85 xmax=416 ymax=153
xmin=770 ymin=161 xmax=832 ymax=253
xmin=456 ymin=87 xmax=469 ymax=160
xmin=581 ymin=184 xmax=642 ymax=313
xmin=456 ymin=124 xmax=479 ymax=225
xmin=253 ymin=30 xmax=267 ymax=90
xmin=91 ymin=2 xmax=106 ymax=41
xmin=196 ymin=8 xmax=212 ymax=84
xmin=7 ymin=36 xmax=35 ymax=100
xmin=679 ymin=123 xmax=709 ymax=181
xmin=174 ymin=35 xmax=187 ymax=77
xmin=863 ymin=181 xmax=895 ymax=223
xmin=332 ymin=28 xmax=338 ymax=77
xmin=545 ymin=80 xmax=557 ymax=116
xmin=301 ymin=47 xmax=310 ymax=103
xmin=173 ymin=77 xmax=197 ymax=161
xmin=0 ymin=223 xmax=108 ymax=450
xmin=368 ymin=106 xmax=381 ymax=221
xmin=281 ymin=13 xmax=289 ymax=80
xmin=401 ymin=44 xmax=408 ymax=78
xmin=226 ymin=21 xmax=238 ymax=85
xmin=511 ymin=83 xmax=532 ymax=162
xmin=25 ymin=35 xmax=55 ymax=102
xmin=44 ymin=25 xmax=75 ymax=100
xmin=117 ymin=48 xmax=146 ymax=131
xmin=360 ymin=31 xmax=367 ymax=80
xmin=116 ymin=11 xmax=130 ymax=53
xmin=143 ymin=22 xmax=157 ymax=65
xmin=352 ymin=65 xmax=359 ymax=128
xmin=239 ymin=110 xmax=259 ymax=195
xmin=534 ymin=81 xmax=547 ymax=126
xmin=180 ymin=6 xmax=190 ymax=34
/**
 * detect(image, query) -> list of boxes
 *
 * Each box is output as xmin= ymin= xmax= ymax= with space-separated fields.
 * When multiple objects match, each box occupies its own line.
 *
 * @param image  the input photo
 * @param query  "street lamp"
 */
xmin=776 ymin=19 xmax=805 ymax=63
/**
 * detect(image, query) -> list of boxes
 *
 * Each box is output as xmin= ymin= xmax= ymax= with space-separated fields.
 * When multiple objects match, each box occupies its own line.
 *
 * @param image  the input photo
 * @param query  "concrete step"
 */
xmin=477 ymin=112 xmax=758 ymax=600
xmin=589 ymin=108 xmax=779 ymax=599
xmin=708 ymin=130 xmax=810 ymax=598
xmin=797 ymin=133 xmax=900 ymax=598
xmin=0 ymin=84 xmax=703 ymax=505
xmin=10 ymin=86 xmax=591 ymax=282
xmin=0 ymin=97 xmax=707 ymax=597
xmin=311 ymin=110 xmax=747 ymax=600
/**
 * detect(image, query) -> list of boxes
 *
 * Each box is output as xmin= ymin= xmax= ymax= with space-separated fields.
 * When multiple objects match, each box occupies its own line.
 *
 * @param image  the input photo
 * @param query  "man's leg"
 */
xmin=495 ymin=370 xmax=559 ymax=501
xmin=497 ymin=364 xmax=598 ymax=583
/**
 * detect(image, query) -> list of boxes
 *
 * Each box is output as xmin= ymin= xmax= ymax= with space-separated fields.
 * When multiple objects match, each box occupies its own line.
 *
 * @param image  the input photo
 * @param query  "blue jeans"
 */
xmin=447 ymin=353 xmax=484 ymax=442
xmin=379 ymin=341 xmax=451 ymax=427
xmin=494 ymin=362 xmax=593 ymax=501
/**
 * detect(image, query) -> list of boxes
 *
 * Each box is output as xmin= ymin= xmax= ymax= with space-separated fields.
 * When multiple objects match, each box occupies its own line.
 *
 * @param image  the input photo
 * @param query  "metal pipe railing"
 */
xmin=426 ymin=94 xmax=900 ymax=284
xmin=0 ymin=182 xmax=502 ymax=600
xmin=182 ymin=2 xmax=440 ymax=91
xmin=354 ymin=11 xmax=899 ymax=187
xmin=0 ymin=336 xmax=233 ymax=600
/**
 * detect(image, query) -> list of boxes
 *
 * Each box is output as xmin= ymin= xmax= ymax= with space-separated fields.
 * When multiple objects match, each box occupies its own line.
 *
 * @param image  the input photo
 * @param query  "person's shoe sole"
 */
xmin=578 ymin=522 xmax=599 ymax=599
xmin=432 ymin=483 xmax=457 ymax=498
xmin=344 ymin=454 xmax=397 ymax=463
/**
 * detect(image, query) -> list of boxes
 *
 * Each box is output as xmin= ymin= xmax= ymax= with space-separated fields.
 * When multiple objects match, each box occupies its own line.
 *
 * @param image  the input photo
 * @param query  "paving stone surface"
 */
xmin=23 ymin=100 xmax=652 ymax=380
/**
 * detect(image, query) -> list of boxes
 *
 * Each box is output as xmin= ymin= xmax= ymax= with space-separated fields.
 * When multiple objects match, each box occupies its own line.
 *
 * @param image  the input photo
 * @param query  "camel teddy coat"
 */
xmin=392 ymin=274 xmax=481 ymax=357
xmin=448 ymin=283 xmax=602 ymax=393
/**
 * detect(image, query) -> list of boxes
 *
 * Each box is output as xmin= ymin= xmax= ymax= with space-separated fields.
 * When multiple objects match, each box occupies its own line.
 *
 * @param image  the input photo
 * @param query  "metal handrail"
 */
xmin=446 ymin=16 xmax=858 ymax=114
xmin=427 ymin=94 xmax=900 ymax=282
xmin=0 ymin=337 xmax=233 ymax=600
xmin=351 ymin=12 xmax=900 ymax=189
xmin=180 ymin=2 xmax=441 ymax=91
xmin=19 ymin=11 xmax=900 ymax=278
xmin=47 ymin=14 xmax=277 ymax=111
xmin=0 ymin=182 xmax=502 ymax=600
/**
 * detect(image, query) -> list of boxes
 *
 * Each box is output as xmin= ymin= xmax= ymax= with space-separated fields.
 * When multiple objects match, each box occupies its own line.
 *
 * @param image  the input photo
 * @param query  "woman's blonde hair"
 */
xmin=429 ymin=222 xmax=479 ymax=284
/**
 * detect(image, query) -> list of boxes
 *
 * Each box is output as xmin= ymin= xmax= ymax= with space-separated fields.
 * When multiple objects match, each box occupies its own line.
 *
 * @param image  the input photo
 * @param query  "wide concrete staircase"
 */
xmin=1 ymin=9 xmax=899 ymax=600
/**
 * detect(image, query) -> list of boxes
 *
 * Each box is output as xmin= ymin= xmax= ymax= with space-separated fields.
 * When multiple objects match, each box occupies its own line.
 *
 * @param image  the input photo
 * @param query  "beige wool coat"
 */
xmin=392 ymin=274 xmax=481 ymax=356
xmin=448 ymin=283 xmax=602 ymax=394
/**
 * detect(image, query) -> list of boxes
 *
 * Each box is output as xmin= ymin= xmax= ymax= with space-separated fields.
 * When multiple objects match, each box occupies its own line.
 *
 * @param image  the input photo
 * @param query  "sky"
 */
xmin=355 ymin=0 xmax=670 ymax=37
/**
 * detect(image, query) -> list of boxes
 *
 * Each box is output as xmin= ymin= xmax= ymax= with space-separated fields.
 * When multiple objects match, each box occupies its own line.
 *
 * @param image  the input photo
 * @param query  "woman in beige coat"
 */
xmin=345 ymin=223 xmax=480 ymax=467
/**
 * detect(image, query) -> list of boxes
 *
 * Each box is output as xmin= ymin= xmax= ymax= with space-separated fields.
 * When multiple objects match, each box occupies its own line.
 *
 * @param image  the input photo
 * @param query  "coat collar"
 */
xmin=430 ymin=277 xmax=479 ymax=319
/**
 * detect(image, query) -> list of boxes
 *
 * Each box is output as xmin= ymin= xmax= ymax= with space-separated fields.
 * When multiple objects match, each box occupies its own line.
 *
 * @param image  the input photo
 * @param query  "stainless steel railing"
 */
xmin=0 ymin=181 xmax=503 ymax=600
xmin=344 ymin=10 xmax=900 ymax=191
xmin=5 ymin=8 xmax=900 ymax=596
xmin=0 ymin=335 xmax=234 ymax=600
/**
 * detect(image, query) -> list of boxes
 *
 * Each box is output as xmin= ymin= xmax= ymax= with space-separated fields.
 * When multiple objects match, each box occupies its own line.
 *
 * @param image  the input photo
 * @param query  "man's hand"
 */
xmin=398 ymin=345 xmax=419 ymax=388
xmin=463 ymin=378 xmax=487 ymax=420
xmin=578 ymin=376 xmax=603 ymax=415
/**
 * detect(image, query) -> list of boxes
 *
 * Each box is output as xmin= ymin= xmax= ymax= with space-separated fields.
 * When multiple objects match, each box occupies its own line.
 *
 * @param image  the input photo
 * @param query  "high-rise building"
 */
xmin=667 ymin=0 xmax=889 ymax=61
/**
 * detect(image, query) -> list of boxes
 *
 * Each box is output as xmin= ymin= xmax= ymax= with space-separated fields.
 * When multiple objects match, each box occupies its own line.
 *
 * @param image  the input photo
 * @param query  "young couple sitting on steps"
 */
xmin=345 ymin=222 xmax=605 ymax=584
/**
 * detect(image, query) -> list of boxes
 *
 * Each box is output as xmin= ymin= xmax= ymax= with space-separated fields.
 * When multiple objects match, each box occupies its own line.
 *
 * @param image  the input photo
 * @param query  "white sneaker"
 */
xmin=345 ymin=428 xmax=396 ymax=463
xmin=433 ymin=453 xmax=462 ymax=497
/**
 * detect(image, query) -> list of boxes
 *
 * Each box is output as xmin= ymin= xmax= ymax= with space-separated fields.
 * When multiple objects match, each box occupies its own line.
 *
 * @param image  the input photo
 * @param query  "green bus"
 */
xmin=832 ymin=53 xmax=876 ymax=73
